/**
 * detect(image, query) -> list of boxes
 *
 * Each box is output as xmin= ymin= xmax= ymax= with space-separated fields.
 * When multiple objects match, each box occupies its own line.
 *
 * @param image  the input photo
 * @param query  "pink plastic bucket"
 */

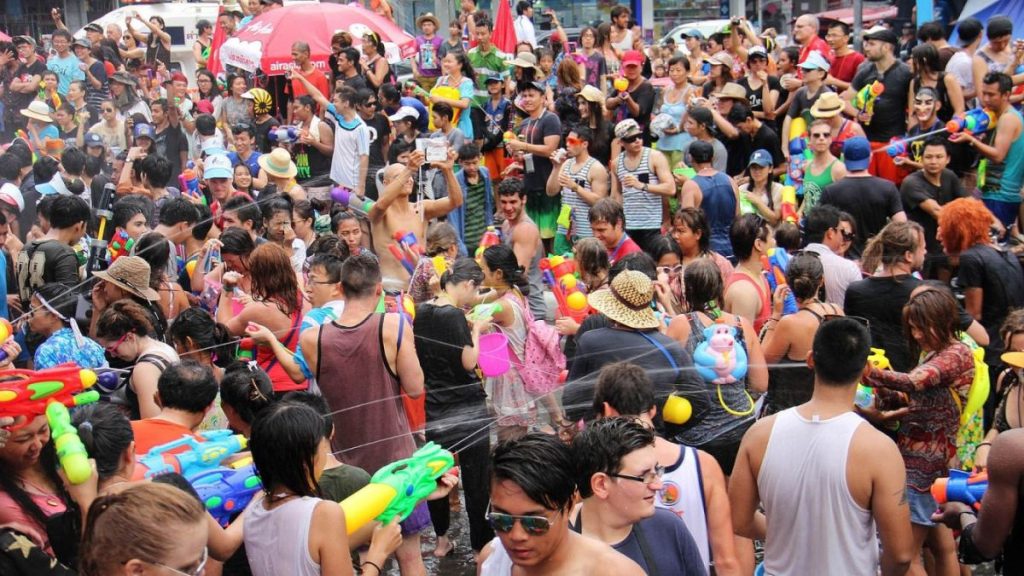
xmin=478 ymin=333 xmax=510 ymax=377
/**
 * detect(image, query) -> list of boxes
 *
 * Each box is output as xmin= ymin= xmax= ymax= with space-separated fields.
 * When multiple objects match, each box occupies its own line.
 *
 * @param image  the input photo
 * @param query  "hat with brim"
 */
xmin=94 ymin=256 xmax=160 ymax=301
xmin=863 ymin=26 xmax=899 ymax=46
xmin=72 ymin=38 xmax=92 ymax=50
xmin=712 ymin=82 xmax=748 ymax=101
xmin=587 ymin=270 xmax=660 ymax=330
xmin=36 ymin=173 xmax=70 ymax=196
xmin=579 ymin=84 xmax=605 ymax=104
xmin=109 ymin=72 xmax=137 ymax=87
xmin=0 ymin=183 xmax=24 ymax=213
xmin=416 ymin=13 xmax=440 ymax=29
xmin=704 ymin=52 xmax=735 ymax=70
xmin=83 ymin=23 xmax=103 ymax=34
xmin=258 ymin=148 xmax=298 ymax=179
xmin=204 ymin=153 xmax=233 ymax=179
xmin=512 ymin=51 xmax=540 ymax=70
xmin=21 ymin=101 xmax=52 ymax=123
xmin=13 ymin=36 xmax=36 ymax=47
xmin=810 ymin=92 xmax=844 ymax=118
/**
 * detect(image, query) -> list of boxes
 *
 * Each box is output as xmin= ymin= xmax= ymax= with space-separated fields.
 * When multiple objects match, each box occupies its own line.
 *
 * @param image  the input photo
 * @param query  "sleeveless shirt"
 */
xmin=244 ymin=496 xmax=321 ymax=576
xmin=694 ymin=172 xmax=737 ymax=259
xmin=616 ymin=148 xmax=662 ymax=230
xmin=656 ymin=444 xmax=711 ymax=571
xmin=560 ymin=156 xmax=598 ymax=238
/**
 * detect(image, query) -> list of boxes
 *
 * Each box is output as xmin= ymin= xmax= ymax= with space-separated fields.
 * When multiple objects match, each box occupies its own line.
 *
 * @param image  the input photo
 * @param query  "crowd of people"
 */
xmin=2 ymin=1 xmax=1024 ymax=575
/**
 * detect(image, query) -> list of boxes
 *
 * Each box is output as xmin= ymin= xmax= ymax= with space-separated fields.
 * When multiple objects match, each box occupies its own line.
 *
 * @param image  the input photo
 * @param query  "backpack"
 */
xmin=506 ymin=294 xmax=566 ymax=396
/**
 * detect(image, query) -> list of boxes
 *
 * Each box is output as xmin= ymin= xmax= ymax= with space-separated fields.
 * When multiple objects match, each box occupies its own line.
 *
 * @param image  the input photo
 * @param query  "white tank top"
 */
xmin=758 ymin=409 xmax=878 ymax=575
xmin=655 ymin=444 xmax=711 ymax=571
xmin=479 ymin=537 xmax=515 ymax=576
xmin=244 ymin=495 xmax=322 ymax=576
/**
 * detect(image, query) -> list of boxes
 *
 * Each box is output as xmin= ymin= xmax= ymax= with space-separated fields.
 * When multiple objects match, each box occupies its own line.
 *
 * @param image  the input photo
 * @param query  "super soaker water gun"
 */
xmin=540 ymin=255 xmax=589 ymax=323
xmin=855 ymin=347 xmax=891 ymax=409
xmin=476 ymin=227 xmax=502 ymax=260
xmin=932 ymin=469 xmax=987 ymax=512
xmin=191 ymin=463 xmax=262 ymax=526
xmin=338 ymin=442 xmax=454 ymax=534
xmin=388 ymin=230 xmax=423 ymax=275
xmin=760 ymin=248 xmax=797 ymax=316
xmin=108 ymin=229 xmax=134 ymax=262
xmin=267 ymin=126 xmax=301 ymax=144
xmin=468 ymin=302 xmax=503 ymax=322
xmin=135 ymin=429 xmax=248 ymax=480
xmin=780 ymin=186 xmax=798 ymax=224
xmin=886 ymin=137 xmax=911 ymax=158
xmin=946 ymin=108 xmax=995 ymax=135
xmin=178 ymin=162 xmax=206 ymax=205
xmin=236 ymin=337 xmax=256 ymax=361
xmin=785 ymin=117 xmax=811 ymax=195
xmin=854 ymin=81 xmax=885 ymax=124
xmin=331 ymin=186 xmax=375 ymax=215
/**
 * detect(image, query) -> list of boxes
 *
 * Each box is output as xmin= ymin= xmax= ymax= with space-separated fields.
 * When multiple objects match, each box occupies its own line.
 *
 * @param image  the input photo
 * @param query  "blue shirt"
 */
xmin=46 ymin=54 xmax=85 ymax=95
xmin=34 ymin=327 xmax=109 ymax=370
xmin=228 ymin=150 xmax=262 ymax=177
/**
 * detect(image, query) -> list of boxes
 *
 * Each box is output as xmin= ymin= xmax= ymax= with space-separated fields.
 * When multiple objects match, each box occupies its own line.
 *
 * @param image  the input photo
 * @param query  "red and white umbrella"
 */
xmin=219 ymin=2 xmax=415 ymax=76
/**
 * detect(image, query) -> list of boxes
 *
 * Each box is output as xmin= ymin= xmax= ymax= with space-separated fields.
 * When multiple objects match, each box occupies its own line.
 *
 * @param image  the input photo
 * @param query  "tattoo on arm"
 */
xmin=896 ymin=488 xmax=908 ymax=506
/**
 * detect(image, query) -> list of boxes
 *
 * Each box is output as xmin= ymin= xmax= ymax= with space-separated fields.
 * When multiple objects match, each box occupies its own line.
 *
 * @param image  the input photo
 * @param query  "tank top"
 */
xmin=762 ymin=306 xmax=835 ymax=416
xmin=560 ymin=156 xmax=598 ymax=238
xmin=616 ymin=148 xmax=662 ymax=230
xmin=658 ymin=96 xmax=690 ymax=152
xmin=727 ymin=271 xmax=771 ymax=333
xmin=656 ymin=444 xmax=711 ymax=571
xmin=294 ymin=115 xmax=332 ymax=182
xmin=694 ymin=172 xmax=737 ymax=259
xmin=801 ymin=158 xmax=838 ymax=212
xmin=316 ymin=314 xmax=417 ymax=474
xmin=502 ymin=222 xmax=547 ymax=320
xmin=146 ymin=37 xmax=171 ymax=68
xmin=256 ymin=306 xmax=306 ymax=393
xmin=612 ymin=29 xmax=634 ymax=52
xmin=982 ymin=107 xmax=1024 ymax=203
xmin=244 ymin=496 xmax=321 ymax=576
xmin=479 ymin=537 xmax=515 ymax=575
xmin=758 ymin=409 xmax=877 ymax=575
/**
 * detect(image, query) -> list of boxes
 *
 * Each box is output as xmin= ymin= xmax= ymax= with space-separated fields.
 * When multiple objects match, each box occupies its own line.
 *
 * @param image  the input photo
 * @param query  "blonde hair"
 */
xmin=79 ymin=483 xmax=206 ymax=576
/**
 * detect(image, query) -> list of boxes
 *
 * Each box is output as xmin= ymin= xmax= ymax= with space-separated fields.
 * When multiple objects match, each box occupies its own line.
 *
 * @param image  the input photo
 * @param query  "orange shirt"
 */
xmin=131 ymin=418 xmax=202 ymax=455
xmin=290 ymin=67 xmax=330 ymax=100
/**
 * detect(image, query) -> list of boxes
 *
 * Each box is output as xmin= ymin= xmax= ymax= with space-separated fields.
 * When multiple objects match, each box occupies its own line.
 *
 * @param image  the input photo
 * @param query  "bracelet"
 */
xmin=978 ymin=442 xmax=992 ymax=448
xmin=361 ymin=561 xmax=383 ymax=574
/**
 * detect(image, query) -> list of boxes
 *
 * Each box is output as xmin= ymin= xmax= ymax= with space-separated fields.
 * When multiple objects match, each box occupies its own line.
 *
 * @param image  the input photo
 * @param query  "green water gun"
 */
xmin=47 ymin=400 xmax=95 ymax=485
xmin=468 ymin=302 xmax=503 ymax=322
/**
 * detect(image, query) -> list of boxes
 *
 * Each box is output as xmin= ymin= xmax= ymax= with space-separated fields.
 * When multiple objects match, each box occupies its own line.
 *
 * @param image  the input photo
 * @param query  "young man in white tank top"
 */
xmin=729 ymin=317 xmax=915 ymax=575
xmin=545 ymin=125 xmax=609 ymax=241
xmin=592 ymin=362 xmax=741 ymax=576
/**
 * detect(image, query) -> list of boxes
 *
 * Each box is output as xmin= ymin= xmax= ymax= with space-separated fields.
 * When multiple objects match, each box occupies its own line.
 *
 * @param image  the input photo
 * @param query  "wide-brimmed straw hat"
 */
xmin=811 ymin=92 xmax=844 ymax=118
xmin=94 ymin=256 xmax=160 ymax=301
xmin=258 ymin=148 xmax=298 ymax=179
xmin=587 ymin=270 xmax=660 ymax=330
xmin=21 ymin=101 xmax=53 ymax=123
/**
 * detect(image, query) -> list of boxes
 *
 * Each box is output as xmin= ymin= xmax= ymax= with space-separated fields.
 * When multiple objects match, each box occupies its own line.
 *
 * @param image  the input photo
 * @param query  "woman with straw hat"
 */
xmin=258 ymin=148 xmax=306 ymax=200
xmin=21 ymin=101 xmax=58 ymax=149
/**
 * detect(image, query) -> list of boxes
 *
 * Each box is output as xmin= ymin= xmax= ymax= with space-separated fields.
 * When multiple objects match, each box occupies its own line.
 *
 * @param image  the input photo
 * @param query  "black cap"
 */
xmin=521 ymin=80 xmax=546 ymax=93
xmin=864 ymin=26 xmax=899 ymax=45
xmin=83 ymin=23 xmax=103 ymax=33
xmin=957 ymin=18 xmax=983 ymax=45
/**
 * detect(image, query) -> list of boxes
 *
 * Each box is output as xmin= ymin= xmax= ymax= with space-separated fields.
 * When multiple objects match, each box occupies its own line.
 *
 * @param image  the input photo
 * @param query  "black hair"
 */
xmin=986 ymin=16 xmax=1013 ymax=39
xmin=48 ymin=195 xmax=91 ymax=229
xmin=482 ymin=244 xmax=529 ymax=294
xmin=774 ymin=221 xmax=801 ymax=252
xmin=911 ymin=43 xmax=941 ymax=74
xmin=72 ymin=403 xmax=134 ymax=480
xmin=491 ymin=433 xmax=576 ymax=511
xmin=196 ymin=19 xmax=212 ymax=33
xmin=432 ymin=102 xmax=454 ymax=122
xmin=223 ymin=195 xmax=261 ymax=229
xmin=295 ymin=94 xmax=315 ymax=111
xmin=280 ymin=391 xmax=333 ymax=437
xmin=84 ymin=155 xmax=105 ymax=178
xmin=307 ymin=233 xmax=349 ymax=260
xmin=138 ymin=155 xmax=172 ymax=188
xmin=649 ymin=235 xmax=683 ymax=264
xmin=309 ymin=250 xmax=346 ymax=283
xmin=983 ymin=72 xmax=1013 ymax=95
xmin=220 ymin=226 xmax=256 ymax=256
xmin=220 ymin=361 xmax=276 ymax=425
xmin=167 ymin=307 xmax=235 ymax=368
xmin=922 ymin=135 xmax=950 ymax=156
xmin=689 ymin=139 xmax=715 ymax=164
xmin=0 ymin=430 xmax=77 ymax=545
xmin=133 ymin=231 xmax=172 ymax=286
xmin=0 ymin=153 xmax=22 ymax=181
xmin=589 ymin=197 xmax=625 ymax=227
xmin=231 ymin=122 xmax=255 ymax=138
xmin=572 ymin=417 xmax=655 ymax=498
xmin=730 ymin=213 xmax=770 ymax=261
xmin=33 ymin=155 xmax=61 ymax=183
xmin=812 ymin=317 xmax=871 ymax=386
xmin=340 ymin=251 xmax=382 ymax=299
xmin=61 ymin=147 xmax=87 ymax=176
xmin=828 ymin=21 xmax=851 ymax=36
xmin=781 ymin=46 xmax=800 ymax=65
xmin=158 ymin=196 xmax=200 ymax=227
xmin=457 ymin=142 xmax=481 ymax=161
xmin=802 ymin=204 xmax=841 ymax=245
xmin=608 ymin=251 xmax=657 ymax=281
xmin=786 ymin=252 xmax=824 ymax=301
xmin=683 ymin=258 xmax=723 ymax=312
xmin=34 ymin=282 xmax=77 ymax=320
xmin=672 ymin=207 xmax=711 ymax=254
xmin=293 ymin=199 xmax=314 ymax=223
xmin=111 ymin=196 xmax=150 ymax=231
xmin=260 ymin=193 xmax=293 ymax=222
xmin=191 ymin=203 xmax=214 ymax=241
xmin=569 ymin=125 xmax=594 ymax=143
xmin=728 ymin=102 xmax=753 ymax=124
xmin=37 ymin=195 xmax=57 ymax=222
xmin=195 ymin=114 xmax=217 ymax=136
xmin=916 ymin=20 xmax=945 ymax=42
xmin=496 ymin=177 xmax=525 ymax=198
xmin=379 ymin=83 xmax=400 ymax=105
xmin=440 ymin=257 xmax=484 ymax=291
xmin=251 ymin=402 xmax=326 ymax=498
xmin=389 ymin=139 xmax=416 ymax=164
xmin=516 ymin=0 xmax=531 ymax=15
xmin=592 ymin=362 xmax=655 ymax=418
xmin=156 ymin=359 xmax=219 ymax=413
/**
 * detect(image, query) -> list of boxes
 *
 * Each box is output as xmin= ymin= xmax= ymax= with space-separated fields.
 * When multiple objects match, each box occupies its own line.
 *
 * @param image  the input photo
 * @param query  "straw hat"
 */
xmin=21 ymin=101 xmax=53 ymax=123
xmin=258 ymin=148 xmax=298 ymax=179
xmin=512 ymin=52 xmax=540 ymax=70
xmin=578 ymin=85 xmax=605 ymax=104
xmin=711 ymin=82 xmax=748 ymax=101
xmin=811 ymin=92 xmax=844 ymax=118
xmin=416 ymin=13 xmax=440 ymax=29
xmin=94 ymin=256 xmax=160 ymax=301
xmin=587 ymin=270 xmax=660 ymax=330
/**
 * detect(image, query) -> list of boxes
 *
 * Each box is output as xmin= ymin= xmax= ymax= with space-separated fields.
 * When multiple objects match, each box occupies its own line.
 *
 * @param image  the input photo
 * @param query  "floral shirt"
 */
xmin=34 ymin=327 xmax=108 ymax=371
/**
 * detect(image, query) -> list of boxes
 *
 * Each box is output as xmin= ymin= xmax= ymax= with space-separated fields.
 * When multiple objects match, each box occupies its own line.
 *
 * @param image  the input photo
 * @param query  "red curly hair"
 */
xmin=937 ymin=198 xmax=993 ymax=255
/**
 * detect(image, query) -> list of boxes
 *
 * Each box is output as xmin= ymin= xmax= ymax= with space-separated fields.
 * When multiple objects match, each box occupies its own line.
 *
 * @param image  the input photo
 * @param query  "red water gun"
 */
xmin=108 ymin=229 xmax=134 ymax=262
xmin=475 ymin=227 xmax=501 ymax=260
xmin=389 ymin=230 xmax=423 ymax=275
xmin=540 ymin=255 xmax=588 ymax=323
xmin=0 ymin=365 xmax=100 ymax=428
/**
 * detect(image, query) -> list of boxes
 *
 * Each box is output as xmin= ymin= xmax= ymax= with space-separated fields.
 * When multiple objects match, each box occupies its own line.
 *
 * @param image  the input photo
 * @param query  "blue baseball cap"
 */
xmin=133 ymin=123 xmax=156 ymax=141
xmin=748 ymin=149 xmax=773 ymax=168
xmin=843 ymin=137 xmax=872 ymax=171
xmin=83 ymin=132 xmax=104 ymax=148
xmin=204 ymin=154 xmax=233 ymax=180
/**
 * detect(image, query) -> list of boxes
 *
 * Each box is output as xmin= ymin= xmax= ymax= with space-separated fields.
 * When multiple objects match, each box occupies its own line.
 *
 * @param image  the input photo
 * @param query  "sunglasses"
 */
xmin=104 ymin=332 xmax=130 ymax=354
xmin=809 ymin=132 xmax=831 ymax=139
xmin=485 ymin=504 xmax=554 ymax=536
xmin=621 ymin=134 xmax=641 ymax=144
xmin=839 ymin=229 xmax=856 ymax=242
xmin=610 ymin=464 xmax=665 ymax=485
xmin=566 ymin=135 xmax=583 ymax=146
xmin=657 ymin=265 xmax=683 ymax=276
xmin=146 ymin=546 xmax=208 ymax=576
xmin=824 ymin=314 xmax=870 ymax=329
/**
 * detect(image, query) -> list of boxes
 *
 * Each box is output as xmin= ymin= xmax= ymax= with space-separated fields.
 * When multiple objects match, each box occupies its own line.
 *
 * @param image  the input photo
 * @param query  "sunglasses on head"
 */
xmin=823 ymin=314 xmax=870 ymax=329
xmin=485 ymin=504 xmax=554 ymax=536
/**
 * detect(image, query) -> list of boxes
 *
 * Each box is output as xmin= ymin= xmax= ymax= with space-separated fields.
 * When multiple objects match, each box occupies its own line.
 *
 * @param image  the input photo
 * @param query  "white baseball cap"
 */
xmin=204 ymin=154 xmax=233 ymax=180
xmin=388 ymin=105 xmax=420 ymax=122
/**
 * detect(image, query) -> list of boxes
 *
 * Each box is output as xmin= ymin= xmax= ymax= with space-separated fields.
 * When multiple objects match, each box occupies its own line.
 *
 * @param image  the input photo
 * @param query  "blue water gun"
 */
xmin=136 ymin=429 xmax=248 ymax=480
xmin=761 ymin=248 xmax=797 ymax=315
xmin=191 ymin=463 xmax=262 ymax=526
xmin=932 ymin=469 xmax=987 ymax=512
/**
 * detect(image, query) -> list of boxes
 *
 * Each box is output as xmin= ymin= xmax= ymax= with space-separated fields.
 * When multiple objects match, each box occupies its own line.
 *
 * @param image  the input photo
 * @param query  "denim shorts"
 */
xmin=907 ymin=487 xmax=937 ymax=527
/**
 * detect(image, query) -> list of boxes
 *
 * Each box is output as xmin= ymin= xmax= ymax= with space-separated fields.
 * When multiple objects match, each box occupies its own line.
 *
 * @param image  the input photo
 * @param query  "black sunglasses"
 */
xmin=621 ymin=134 xmax=641 ymax=143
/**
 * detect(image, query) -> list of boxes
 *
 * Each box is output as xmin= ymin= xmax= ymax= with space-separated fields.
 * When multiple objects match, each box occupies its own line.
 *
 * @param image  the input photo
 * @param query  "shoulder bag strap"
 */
xmin=636 ymin=330 xmax=681 ymax=380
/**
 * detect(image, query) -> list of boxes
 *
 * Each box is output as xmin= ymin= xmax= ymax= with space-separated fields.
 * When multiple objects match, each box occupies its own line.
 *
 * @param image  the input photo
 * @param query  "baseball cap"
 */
xmin=84 ymin=133 xmax=104 ymax=148
xmin=204 ymin=154 xmax=233 ymax=180
xmin=485 ymin=75 xmax=503 ymax=84
xmin=679 ymin=28 xmax=704 ymax=40
xmin=842 ymin=137 xmax=872 ymax=171
xmin=13 ymin=36 xmax=36 ymax=47
xmin=388 ymin=105 xmax=420 ymax=122
xmin=133 ymin=123 xmax=156 ymax=140
xmin=83 ymin=23 xmax=103 ymax=34
xmin=704 ymin=52 xmax=735 ymax=71
xmin=0 ymin=183 xmax=24 ymax=212
xmin=520 ymin=80 xmax=547 ymax=93
xmin=748 ymin=45 xmax=768 ymax=60
xmin=614 ymin=119 xmax=642 ymax=140
xmin=799 ymin=50 xmax=831 ymax=72
xmin=748 ymin=149 xmax=773 ymax=168
xmin=36 ymin=173 xmax=71 ymax=196
xmin=863 ymin=26 xmax=899 ymax=45
xmin=201 ymin=138 xmax=227 ymax=157
xmin=72 ymin=38 xmax=92 ymax=50
xmin=622 ymin=50 xmax=644 ymax=68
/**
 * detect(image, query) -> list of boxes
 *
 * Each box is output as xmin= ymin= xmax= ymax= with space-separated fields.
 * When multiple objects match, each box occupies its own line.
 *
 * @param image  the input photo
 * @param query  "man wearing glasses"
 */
xmin=479 ymin=433 xmax=646 ymax=575
xmin=570 ymin=418 xmax=707 ymax=575
xmin=802 ymin=205 xmax=864 ymax=306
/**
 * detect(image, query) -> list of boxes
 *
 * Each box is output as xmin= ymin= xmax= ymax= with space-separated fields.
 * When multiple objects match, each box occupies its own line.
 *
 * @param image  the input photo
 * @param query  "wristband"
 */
xmin=361 ymin=560 xmax=382 ymax=574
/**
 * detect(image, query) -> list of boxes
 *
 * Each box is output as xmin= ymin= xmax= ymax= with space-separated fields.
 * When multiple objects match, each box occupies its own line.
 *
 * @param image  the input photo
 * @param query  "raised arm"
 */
xmin=423 ymin=149 xmax=464 ymax=220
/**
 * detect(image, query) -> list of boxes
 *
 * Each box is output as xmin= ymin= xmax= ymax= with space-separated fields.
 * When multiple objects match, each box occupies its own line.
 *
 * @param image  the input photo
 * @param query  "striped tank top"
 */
xmin=560 ymin=156 xmax=598 ymax=238
xmin=616 ymin=148 xmax=662 ymax=230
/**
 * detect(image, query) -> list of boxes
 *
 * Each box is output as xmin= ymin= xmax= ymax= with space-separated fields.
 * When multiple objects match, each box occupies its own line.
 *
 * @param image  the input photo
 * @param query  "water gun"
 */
xmin=946 ymin=108 xmax=995 ymax=135
xmin=468 ymin=302 xmax=502 ymax=322
xmin=431 ymin=255 xmax=447 ymax=277
xmin=785 ymin=117 xmax=811 ymax=195
xmin=267 ymin=126 xmax=301 ymax=144
xmin=87 ymin=183 xmax=116 ymax=277
xmin=932 ymin=469 xmax=987 ymax=512
xmin=47 ymin=401 xmax=94 ymax=485
xmin=476 ymin=226 xmax=502 ymax=260
xmin=854 ymin=81 xmax=885 ymax=124
xmin=854 ymin=348 xmax=891 ymax=409
xmin=0 ymin=365 xmax=100 ymax=428
xmin=760 ymin=248 xmax=797 ymax=316
xmin=191 ymin=463 xmax=262 ymax=526
xmin=0 ymin=318 xmax=13 ymax=364
xmin=388 ymin=230 xmax=423 ymax=275
xmin=540 ymin=255 xmax=589 ymax=323
xmin=780 ymin=186 xmax=798 ymax=224
xmin=178 ymin=162 xmax=206 ymax=205
xmin=331 ymin=186 xmax=375 ymax=215
xmin=886 ymin=137 xmax=910 ymax=158
xmin=236 ymin=337 xmax=256 ymax=361
xmin=503 ymin=131 xmax=517 ymax=144
xmin=136 ymin=429 xmax=248 ymax=480
xmin=338 ymin=442 xmax=454 ymax=534
xmin=108 ymin=229 xmax=134 ymax=262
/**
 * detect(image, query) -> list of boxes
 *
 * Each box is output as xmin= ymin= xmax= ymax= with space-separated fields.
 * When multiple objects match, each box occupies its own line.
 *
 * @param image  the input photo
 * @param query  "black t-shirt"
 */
xmin=851 ymin=60 xmax=913 ymax=142
xmin=787 ymin=85 xmax=834 ymax=121
xmin=519 ymin=111 xmax=561 ymax=196
xmin=737 ymin=75 xmax=783 ymax=116
xmin=412 ymin=303 xmax=486 ymax=412
xmin=153 ymin=125 xmax=188 ymax=182
xmin=820 ymin=176 xmax=903 ymax=258
xmin=899 ymin=169 xmax=966 ymax=255
xmin=607 ymin=81 xmax=656 ymax=145
xmin=254 ymin=116 xmax=280 ymax=154
xmin=16 ymin=239 xmax=80 ymax=304
xmin=90 ymin=173 xmax=112 ymax=210
xmin=363 ymin=112 xmax=391 ymax=167
xmin=10 ymin=59 xmax=47 ymax=113
xmin=750 ymin=122 xmax=784 ymax=167
xmin=342 ymin=74 xmax=368 ymax=93
xmin=718 ymin=129 xmax=750 ymax=177
xmin=958 ymin=244 xmax=1024 ymax=346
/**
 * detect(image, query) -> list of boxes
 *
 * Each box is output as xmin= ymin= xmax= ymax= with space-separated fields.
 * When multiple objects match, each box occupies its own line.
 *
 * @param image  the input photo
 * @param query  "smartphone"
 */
xmin=638 ymin=173 xmax=650 ymax=184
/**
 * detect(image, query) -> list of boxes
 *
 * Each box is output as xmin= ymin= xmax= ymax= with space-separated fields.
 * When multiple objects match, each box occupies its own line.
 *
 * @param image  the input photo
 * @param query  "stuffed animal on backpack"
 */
xmin=693 ymin=323 xmax=748 ymax=384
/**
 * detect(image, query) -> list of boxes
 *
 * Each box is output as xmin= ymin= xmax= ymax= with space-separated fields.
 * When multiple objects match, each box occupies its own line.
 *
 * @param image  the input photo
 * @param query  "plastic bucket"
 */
xmin=478 ymin=333 xmax=510 ymax=377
